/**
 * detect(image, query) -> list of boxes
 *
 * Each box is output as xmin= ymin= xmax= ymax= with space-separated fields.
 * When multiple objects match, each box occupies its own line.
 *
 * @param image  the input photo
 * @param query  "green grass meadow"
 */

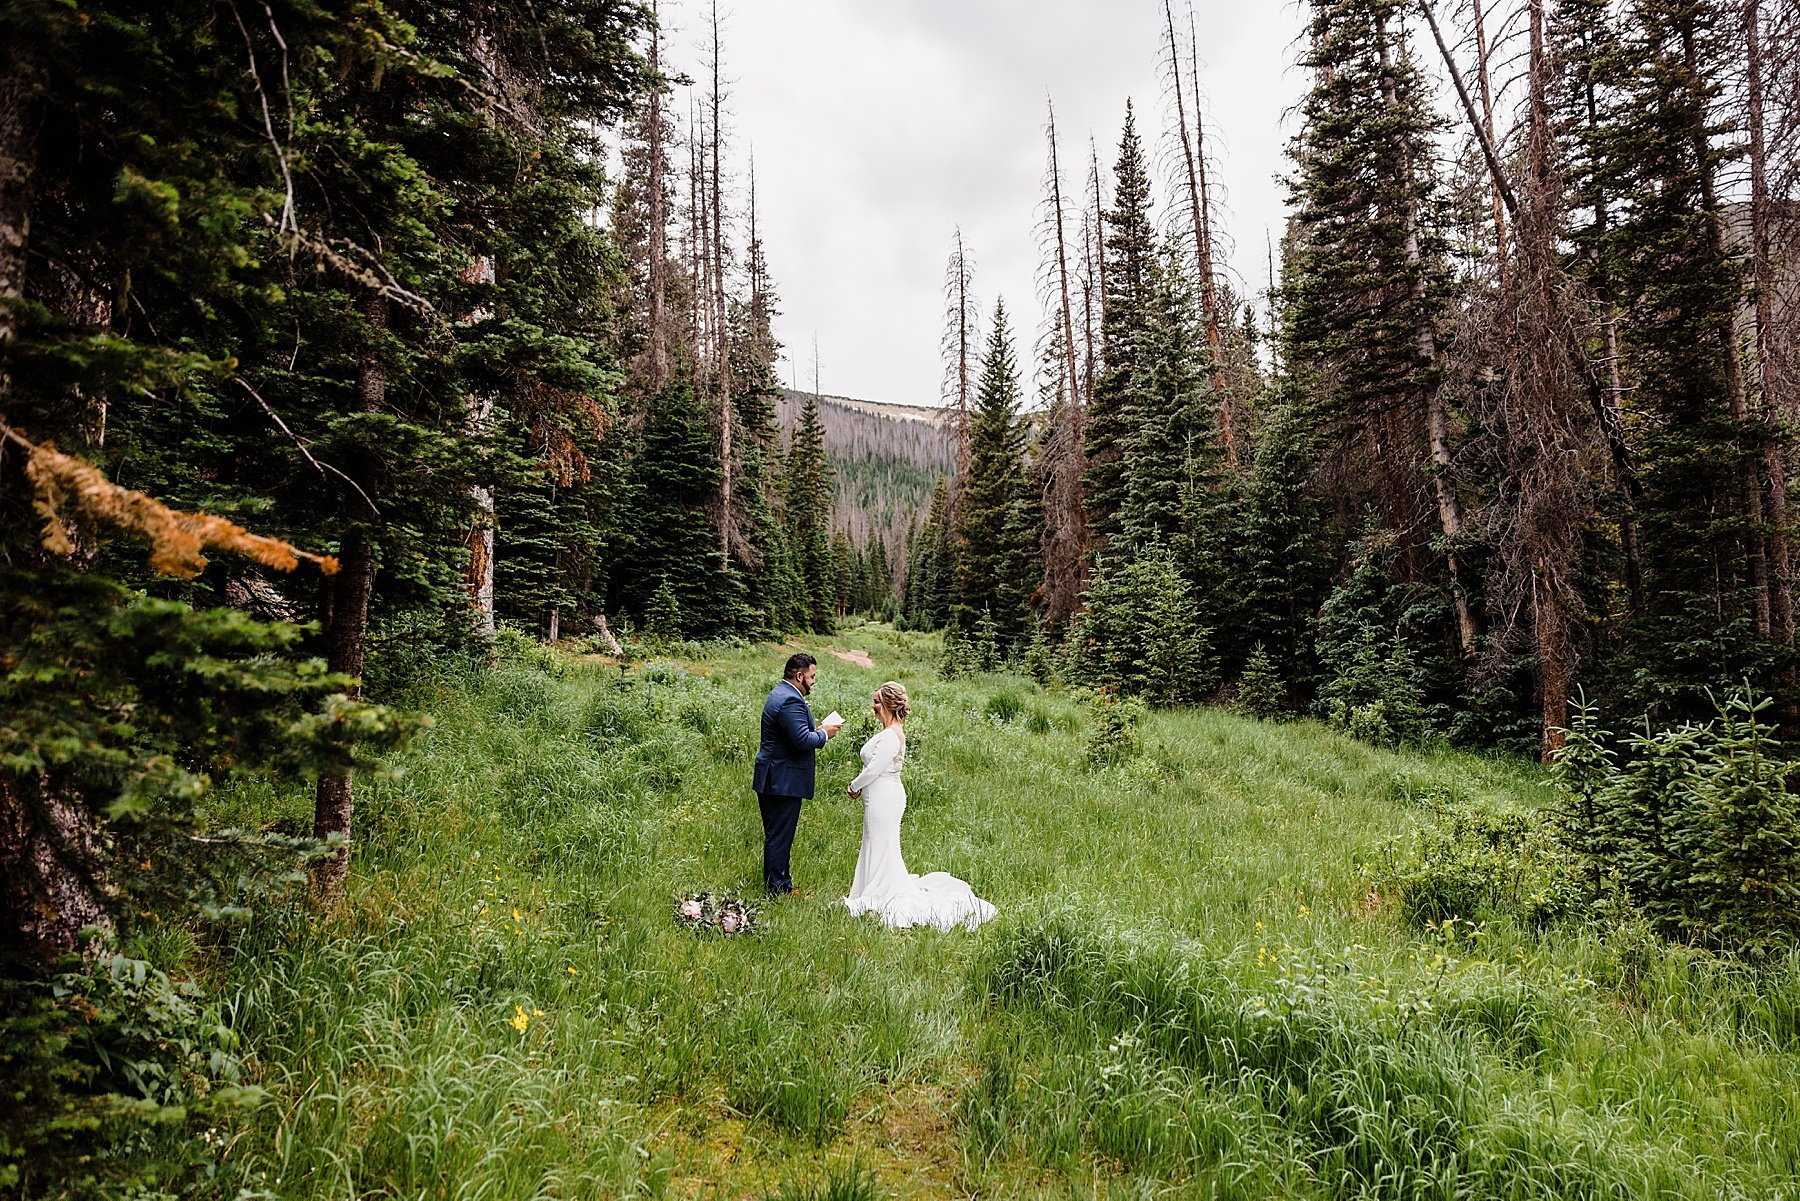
xmin=185 ymin=625 xmax=1800 ymax=1199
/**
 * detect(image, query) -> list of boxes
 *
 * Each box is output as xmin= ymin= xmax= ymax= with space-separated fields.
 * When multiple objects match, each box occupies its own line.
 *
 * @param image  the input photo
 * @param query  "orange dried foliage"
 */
xmin=21 ymin=439 xmax=339 ymax=578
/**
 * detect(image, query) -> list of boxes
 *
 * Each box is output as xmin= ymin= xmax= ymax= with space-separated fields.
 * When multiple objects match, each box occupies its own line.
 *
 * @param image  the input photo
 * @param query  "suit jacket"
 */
xmin=753 ymin=679 xmax=828 ymax=799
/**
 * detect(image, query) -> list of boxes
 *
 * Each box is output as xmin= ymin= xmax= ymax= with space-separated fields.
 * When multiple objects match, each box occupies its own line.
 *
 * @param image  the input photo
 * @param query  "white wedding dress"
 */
xmin=842 ymin=726 xmax=996 ymax=931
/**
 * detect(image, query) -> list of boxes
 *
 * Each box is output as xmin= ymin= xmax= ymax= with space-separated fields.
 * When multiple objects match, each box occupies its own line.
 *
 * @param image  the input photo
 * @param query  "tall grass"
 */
xmin=178 ymin=627 xmax=1800 ymax=1198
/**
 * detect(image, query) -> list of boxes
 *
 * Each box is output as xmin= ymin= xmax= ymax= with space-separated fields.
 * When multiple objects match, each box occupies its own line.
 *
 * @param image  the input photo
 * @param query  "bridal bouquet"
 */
xmin=674 ymin=890 xmax=759 ymax=936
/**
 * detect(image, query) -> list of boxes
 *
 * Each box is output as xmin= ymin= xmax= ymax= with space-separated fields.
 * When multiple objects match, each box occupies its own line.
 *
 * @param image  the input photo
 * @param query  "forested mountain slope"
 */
xmin=776 ymin=388 xmax=954 ymax=549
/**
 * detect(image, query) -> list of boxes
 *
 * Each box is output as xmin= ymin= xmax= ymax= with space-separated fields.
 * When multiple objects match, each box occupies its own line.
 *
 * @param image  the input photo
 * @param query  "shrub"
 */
xmin=0 ymin=951 xmax=261 ymax=1197
xmin=940 ymin=627 xmax=970 ymax=679
xmin=1085 ymin=690 xmax=1145 ymax=767
xmin=1375 ymin=799 xmax=1579 ymax=929
xmin=1556 ymin=689 xmax=1800 ymax=955
xmin=1320 ymin=634 xmax=1432 ymax=746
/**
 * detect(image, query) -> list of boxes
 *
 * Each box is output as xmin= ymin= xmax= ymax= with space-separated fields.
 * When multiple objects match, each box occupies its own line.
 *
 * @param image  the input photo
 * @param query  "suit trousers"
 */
xmin=757 ymin=792 xmax=804 ymax=894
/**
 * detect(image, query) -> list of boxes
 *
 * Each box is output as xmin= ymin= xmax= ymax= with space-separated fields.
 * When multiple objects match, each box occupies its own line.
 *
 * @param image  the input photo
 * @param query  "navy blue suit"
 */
xmin=753 ymin=679 xmax=829 ymax=893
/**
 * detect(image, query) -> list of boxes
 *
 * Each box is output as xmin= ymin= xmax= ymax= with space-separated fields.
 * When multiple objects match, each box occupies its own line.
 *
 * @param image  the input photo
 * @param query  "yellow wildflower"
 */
xmin=510 ymin=1005 xmax=531 ymax=1032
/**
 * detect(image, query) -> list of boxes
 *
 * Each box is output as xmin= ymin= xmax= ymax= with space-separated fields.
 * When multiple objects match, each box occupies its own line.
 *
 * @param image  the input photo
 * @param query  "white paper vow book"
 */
xmin=823 ymin=711 xmax=844 ymax=727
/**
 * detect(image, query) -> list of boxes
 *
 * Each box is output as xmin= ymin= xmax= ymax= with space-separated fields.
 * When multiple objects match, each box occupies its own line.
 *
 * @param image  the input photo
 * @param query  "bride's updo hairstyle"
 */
xmin=875 ymin=680 xmax=910 ymax=721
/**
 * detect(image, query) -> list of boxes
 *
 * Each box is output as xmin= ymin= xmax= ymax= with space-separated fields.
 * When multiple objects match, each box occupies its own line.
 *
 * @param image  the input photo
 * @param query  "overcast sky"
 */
xmin=654 ymin=1 xmax=1311 ymax=408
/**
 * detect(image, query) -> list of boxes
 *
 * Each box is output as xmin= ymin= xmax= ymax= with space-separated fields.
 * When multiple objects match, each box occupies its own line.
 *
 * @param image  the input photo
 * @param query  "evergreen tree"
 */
xmin=1234 ymin=644 xmax=1288 ymax=719
xmin=783 ymin=391 xmax=836 ymax=631
xmin=903 ymin=476 xmax=957 ymax=631
xmin=1597 ymin=0 xmax=1779 ymax=715
xmin=1067 ymin=548 xmax=1216 ymax=705
xmin=1119 ymin=246 xmax=1213 ymax=549
xmin=1083 ymin=102 xmax=1157 ymax=555
xmin=616 ymin=381 xmax=739 ymax=637
xmin=953 ymin=302 xmax=1037 ymax=645
xmin=1280 ymin=0 xmax=1459 ymax=607
xmin=831 ymin=528 xmax=857 ymax=617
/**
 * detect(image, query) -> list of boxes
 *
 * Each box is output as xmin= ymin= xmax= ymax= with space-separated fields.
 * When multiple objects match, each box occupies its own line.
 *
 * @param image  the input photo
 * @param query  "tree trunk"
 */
xmin=460 ymin=255 xmax=497 ymax=634
xmin=708 ymin=1 xmax=734 ymax=562
xmin=1470 ymin=0 xmax=1508 ymax=268
xmin=0 ymin=772 xmax=115 ymax=968
xmin=1042 ymin=103 xmax=1088 ymax=629
xmin=1746 ymin=0 xmax=1795 ymax=648
xmin=687 ymin=98 xmax=703 ymax=400
xmin=311 ymin=291 xmax=388 ymax=901
xmin=1519 ymin=0 xmax=1580 ymax=761
xmin=944 ymin=228 xmax=974 ymax=521
xmin=646 ymin=0 xmax=669 ymax=394
xmin=1536 ymin=562 xmax=1570 ymax=759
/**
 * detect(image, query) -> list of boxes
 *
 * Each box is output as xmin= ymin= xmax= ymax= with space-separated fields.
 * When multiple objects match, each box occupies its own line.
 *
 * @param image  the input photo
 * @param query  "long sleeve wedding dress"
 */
xmin=842 ymin=725 xmax=995 ymax=931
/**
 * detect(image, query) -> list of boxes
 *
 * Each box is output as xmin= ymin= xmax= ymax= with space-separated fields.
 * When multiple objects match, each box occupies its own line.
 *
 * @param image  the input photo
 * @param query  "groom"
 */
xmin=753 ymin=652 xmax=844 ymax=895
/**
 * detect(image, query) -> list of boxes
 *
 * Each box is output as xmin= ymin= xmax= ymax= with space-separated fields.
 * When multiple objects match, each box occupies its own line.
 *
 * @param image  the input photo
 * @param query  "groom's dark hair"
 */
xmin=783 ymin=652 xmax=817 ymax=680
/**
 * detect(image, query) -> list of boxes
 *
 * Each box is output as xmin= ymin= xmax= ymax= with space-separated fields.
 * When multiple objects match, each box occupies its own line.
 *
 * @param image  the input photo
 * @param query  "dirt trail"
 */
xmin=830 ymin=648 xmax=875 ymax=668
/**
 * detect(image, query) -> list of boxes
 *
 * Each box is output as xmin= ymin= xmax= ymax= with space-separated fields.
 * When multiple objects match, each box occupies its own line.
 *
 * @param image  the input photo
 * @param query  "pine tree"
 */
xmin=783 ymin=391 xmax=836 ymax=631
xmin=1067 ymin=548 xmax=1215 ymax=705
xmin=1600 ymin=0 xmax=1778 ymax=714
xmin=1083 ymin=102 xmax=1157 ymax=555
xmin=1234 ymin=643 xmax=1288 ymax=719
xmin=1119 ymin=245 xmax=1214 ymax=548
xmin=954 ymin=302 xmax=1037 ymax=645
xmin=904 ymin=476 xmax=957 ymax=631
xmin=1281 ymin=0 xmax=1465 ymax=643
xmin=617 ymin=381 xmax=740 ymax=637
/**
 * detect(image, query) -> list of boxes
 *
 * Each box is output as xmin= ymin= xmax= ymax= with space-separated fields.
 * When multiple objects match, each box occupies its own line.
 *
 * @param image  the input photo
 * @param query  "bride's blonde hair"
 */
xmin=875 ymin=680 xmax=909 ymax=758
xmin=874 ymin=680 xmax=910 ymax=721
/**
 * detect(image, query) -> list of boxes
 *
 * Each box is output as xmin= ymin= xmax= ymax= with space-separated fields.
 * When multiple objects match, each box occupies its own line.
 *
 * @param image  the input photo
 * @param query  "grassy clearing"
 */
xmin=183 ymin=625 xmax=1800 ymax=1198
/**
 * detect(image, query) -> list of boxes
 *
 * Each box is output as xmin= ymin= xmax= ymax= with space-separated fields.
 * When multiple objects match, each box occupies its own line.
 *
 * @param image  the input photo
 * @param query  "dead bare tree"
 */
xmin=1085 ymin=137 xmax=1107 ymax=408
xmin=940 ymin=228 xmax=977 ymax=515
xmin=706 ymin=0 xmax=736 ymax=562
xmin=1037 ymin=99 xmax=1089 ymax=629
xmin=1746 ymin=0 xmax=1795 ymax=649
xmin=1163 ymin=0 xmax=1238 ymax=468
xmin=1493 ymin=0 xmax=1592 ymax=760
xmin=646 ymin=0 xmax=670 ymax=394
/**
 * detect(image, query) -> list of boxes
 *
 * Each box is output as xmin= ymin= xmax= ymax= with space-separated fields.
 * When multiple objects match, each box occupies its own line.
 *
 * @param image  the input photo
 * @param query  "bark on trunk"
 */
xmin=1470 ymin=0 xmax=1508 ymax=267
xmin=0 ymin=772 xmax=115 ymax=968
xmin=1746 ymin=0 xmax=1795 ymax=648
xmin=1536 ymin=564 xmax=1569 ymax=760
xmin=311 ymin=291 xmax=388 ymax=900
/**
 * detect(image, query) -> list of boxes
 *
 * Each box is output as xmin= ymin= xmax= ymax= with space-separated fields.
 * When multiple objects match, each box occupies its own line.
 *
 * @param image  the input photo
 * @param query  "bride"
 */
xmin=842 ymin=681 xmax=996 ymax=930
